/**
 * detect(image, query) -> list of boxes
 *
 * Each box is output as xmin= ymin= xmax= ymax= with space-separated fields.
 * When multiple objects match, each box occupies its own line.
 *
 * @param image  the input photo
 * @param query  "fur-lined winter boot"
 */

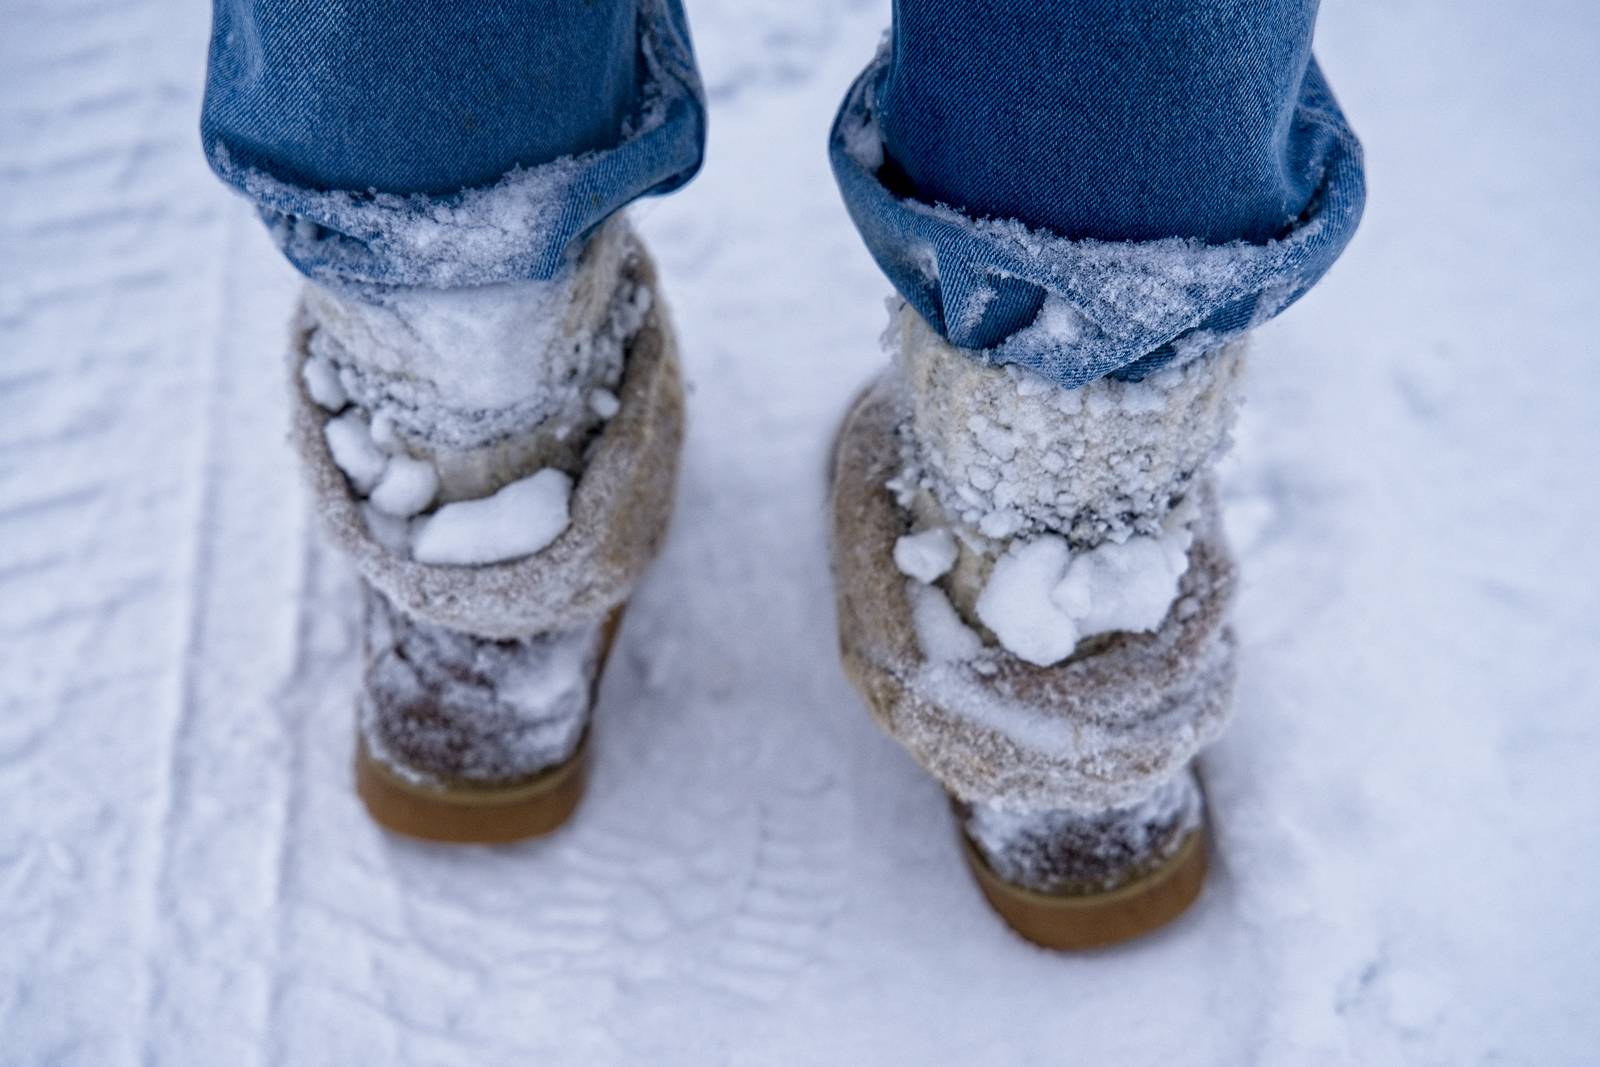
xmin=288 ymin=217 xmax=685 ymax=842
xmin=831 ymin=303 xmax=1243 ymax=948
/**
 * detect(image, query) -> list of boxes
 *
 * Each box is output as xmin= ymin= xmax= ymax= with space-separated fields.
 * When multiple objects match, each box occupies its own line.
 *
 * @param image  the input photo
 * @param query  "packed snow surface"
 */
xmin=3 ymin=1 xmax=1597 ymax=1064
xmin=409 ymin=468 xmax=573 ymax=565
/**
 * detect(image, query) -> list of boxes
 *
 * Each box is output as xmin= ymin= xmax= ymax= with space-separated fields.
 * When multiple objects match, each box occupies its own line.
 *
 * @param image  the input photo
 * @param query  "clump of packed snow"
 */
xmin=301 ymin=351 xmax=347 ymax=409
xmin=589 ymin=387 xmax=621 ymax=419
xmin=975 ymin=498 xmax=1198 ymax=667
xmin=973 ymin=535 xmax=1076 ymax=666
xmin=368 ymin=410 xmax=404 ymax=452
xmin=323 ymin=410 xmax=388 ymax=493
xmin=893 ymin=526 xmax=957 ymax=583
xmin=367 ymin=454 xmax=439 ymax=518
xmin=409 ymin=469 xmax=572 ymax=566
xmin=1005 ymin=293 xmax=1087 ymax=351
xmin=907 ymin=581 xmax=984 ymax=663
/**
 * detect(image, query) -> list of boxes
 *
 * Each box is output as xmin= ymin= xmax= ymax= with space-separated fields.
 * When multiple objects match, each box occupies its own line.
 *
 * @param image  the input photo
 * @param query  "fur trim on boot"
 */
xmin=287 ymin=223 xmax=684 ymax=842
xmin=289 ymin=245 xmax=685 ymax=640
xmin=831 ymin=375 xmax=1236 ymax=814
xmin=831 ymin=305 xmax=1246 ymax=948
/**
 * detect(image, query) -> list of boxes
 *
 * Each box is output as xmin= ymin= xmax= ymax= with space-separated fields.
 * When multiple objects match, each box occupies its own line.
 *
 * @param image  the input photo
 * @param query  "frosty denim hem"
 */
xmin=828 ymin=50 xmax=1366 ymax=388
xmin=202 ymin=1 xmax=705 ymax=291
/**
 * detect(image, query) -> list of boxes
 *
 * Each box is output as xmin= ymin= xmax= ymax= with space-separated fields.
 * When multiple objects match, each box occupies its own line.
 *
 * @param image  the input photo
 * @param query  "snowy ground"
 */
xmin=3 ymin=1 xmax=1598 ymax=1064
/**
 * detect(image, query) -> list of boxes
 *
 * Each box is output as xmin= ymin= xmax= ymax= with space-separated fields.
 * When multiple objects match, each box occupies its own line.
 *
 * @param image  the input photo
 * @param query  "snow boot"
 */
xmin=288 ymin=217 xmax=685 ymax=843
xmin=830 ymin=303 xmax=1243 ymax=948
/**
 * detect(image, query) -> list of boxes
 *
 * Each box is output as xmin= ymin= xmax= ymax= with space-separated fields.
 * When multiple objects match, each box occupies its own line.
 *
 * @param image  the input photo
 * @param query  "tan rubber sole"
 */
xmin=356 ymin=608 xmax=624 ymax=845
xmin=959 ymin=822 xmax=1208 ymax=950
xmin=356 ymin=733 xmax=590 ymax=844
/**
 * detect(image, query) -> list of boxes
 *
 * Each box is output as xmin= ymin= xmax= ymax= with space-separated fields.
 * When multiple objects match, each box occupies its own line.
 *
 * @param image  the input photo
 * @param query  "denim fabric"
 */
xmin=201 ymin=0 xmax=705 ymax=289
xmin=202 ymin=1 xmax=1362 ymax=387
xmin=830 ymin=0 xmax=1366 ymax=386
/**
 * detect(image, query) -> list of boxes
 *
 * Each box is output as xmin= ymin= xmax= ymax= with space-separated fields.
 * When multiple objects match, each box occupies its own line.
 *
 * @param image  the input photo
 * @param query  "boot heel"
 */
xmin=957 ymin=822 xmax=1208 ymax=950
xmin=356 ymin=732 xmax=589 ymax=844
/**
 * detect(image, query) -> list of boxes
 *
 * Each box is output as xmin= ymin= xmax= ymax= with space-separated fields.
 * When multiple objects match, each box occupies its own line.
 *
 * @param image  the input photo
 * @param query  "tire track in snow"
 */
xmin=2 ymin=7 xmax=209 ymax=1063
xmin=251 ymin=564 xmax=851 ymax=1064
xmin=132 ymin=200 xmax=231 ymax=1067
xmin=1 ymin=3 xmax=297 ymax=1062
xmin=231 ymin=404 xmax=860 ymax=1058
xmin=261 ymin=532 xmax=369 ymax=1067
xmin=4 ymin=1 xmax=862 ymax=1060
xmin=126 ymin=200 xmax=304 ymax=1067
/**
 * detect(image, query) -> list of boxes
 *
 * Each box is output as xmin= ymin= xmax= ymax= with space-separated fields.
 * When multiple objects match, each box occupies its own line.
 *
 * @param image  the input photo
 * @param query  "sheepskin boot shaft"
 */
xmin=287 ymin=219 xmax=686 ymax=840
xmin=290 ymin=234 xmax=685 ymax=640
xmin=832 ymin=302 xmax=1243 ymax=936
xmin=833 ymin=379 xmax=1235 ymax=812
xmin=300 ymin=217 xmax=641 ymax=502
xmin=890 ymin=303 xmax=1244 ymax=628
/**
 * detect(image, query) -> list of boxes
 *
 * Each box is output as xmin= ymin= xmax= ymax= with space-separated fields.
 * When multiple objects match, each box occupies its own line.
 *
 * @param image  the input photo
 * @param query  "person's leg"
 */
xmin=831 ymin=0 xmax=1361 ymax=384
xmin=829 ymin=0 xmax=1363 ymax=947
xmin=202 ymin=0 xmax=704 ymax=289
xmin=201 ymin=1 xmax=705 ymax=841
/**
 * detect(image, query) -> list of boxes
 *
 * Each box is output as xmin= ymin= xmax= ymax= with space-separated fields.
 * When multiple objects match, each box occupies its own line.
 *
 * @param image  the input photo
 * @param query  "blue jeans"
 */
xmin=202 ymin=0 xmax=1363 ymax=387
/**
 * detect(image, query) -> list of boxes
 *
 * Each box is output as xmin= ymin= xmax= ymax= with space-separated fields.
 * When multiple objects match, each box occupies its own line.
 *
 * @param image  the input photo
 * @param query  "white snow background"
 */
xmin=3 ymin=1 xmax=1598 ymax=1063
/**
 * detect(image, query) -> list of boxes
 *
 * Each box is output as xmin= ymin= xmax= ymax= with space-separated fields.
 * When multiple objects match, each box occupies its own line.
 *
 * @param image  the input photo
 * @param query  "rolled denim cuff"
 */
xmin=204 ymin=2 xmax=705 ymax=291
xmin=829 ymin=48 xmax=1366 ymax=387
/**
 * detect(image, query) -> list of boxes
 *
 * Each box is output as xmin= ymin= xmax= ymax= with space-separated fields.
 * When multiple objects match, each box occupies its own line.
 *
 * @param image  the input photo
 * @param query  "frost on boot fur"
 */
xmin=288 ymin=218 xmax=685 ymax=839
xmin=831 ymin=301 xmax=1243 ymax=946
xmin=962 ymin=769 xmax=1203 ymax=894
xmin=359 ymin=588 xmax=609 ymax=785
